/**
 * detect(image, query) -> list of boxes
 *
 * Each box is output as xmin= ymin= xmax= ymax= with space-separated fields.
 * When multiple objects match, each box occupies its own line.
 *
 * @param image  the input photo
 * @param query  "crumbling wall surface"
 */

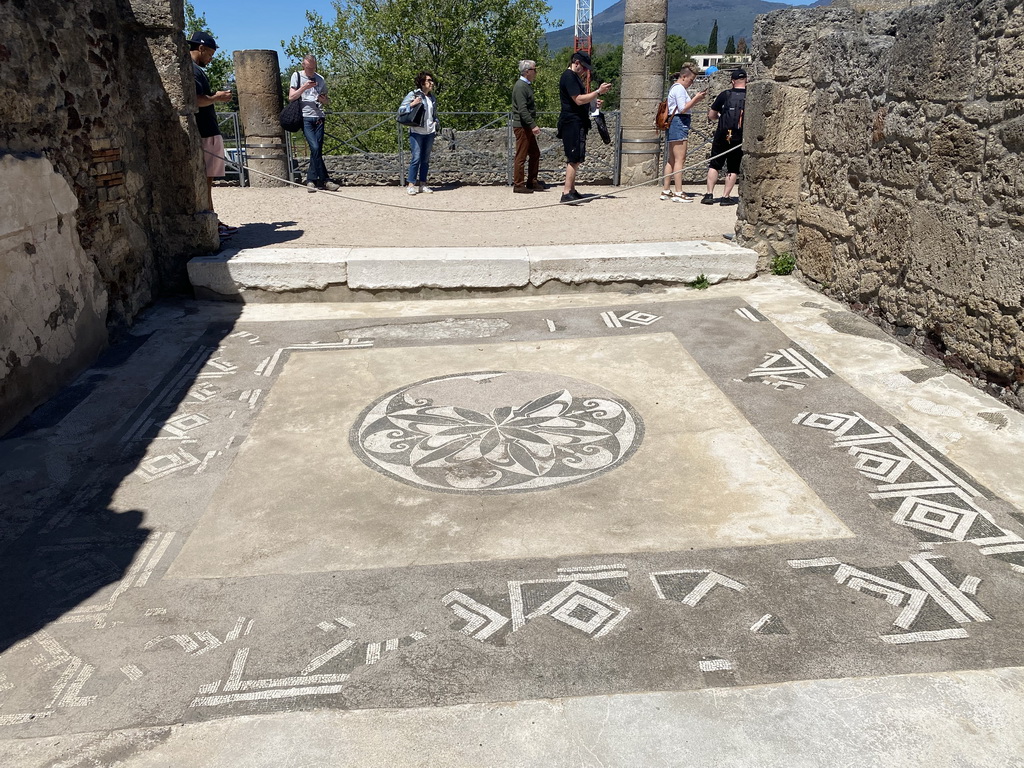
xmin=0 ymin=0 xmax=217 ymax=435
xmin=741 ymin=0 xmax=1024 ymax=408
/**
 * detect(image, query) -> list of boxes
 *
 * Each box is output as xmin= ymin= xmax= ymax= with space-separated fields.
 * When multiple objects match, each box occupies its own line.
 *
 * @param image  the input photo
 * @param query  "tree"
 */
xmin=590 ymin=44 xmax=623 ymax=110
xmin=184 ymin=1 xmax=233 ymax=93
xmin=736 ymin=37 xmax=748 ymax=55
xmin=707 ymin=20 xmax=719 ymax=55
xmin=724 ymin=36 xmax=736 ymax=55
xmin=284 ymin=0 xmax=555 ymax=123
xmin=666 ymin=34 xmax=701 ymax=75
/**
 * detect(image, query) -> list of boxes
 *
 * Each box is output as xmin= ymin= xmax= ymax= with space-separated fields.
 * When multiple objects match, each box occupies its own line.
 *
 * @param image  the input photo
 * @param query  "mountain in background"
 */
xmin=545 ymin=0 xmax=830 ymax=51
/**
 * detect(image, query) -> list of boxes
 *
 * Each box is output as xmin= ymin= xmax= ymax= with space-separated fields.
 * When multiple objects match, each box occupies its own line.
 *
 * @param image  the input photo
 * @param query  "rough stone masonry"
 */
xmin=738 ymin=0 xmax=1024 ymax=410
xmin=0 ymin=0 xmax=216 ymax=435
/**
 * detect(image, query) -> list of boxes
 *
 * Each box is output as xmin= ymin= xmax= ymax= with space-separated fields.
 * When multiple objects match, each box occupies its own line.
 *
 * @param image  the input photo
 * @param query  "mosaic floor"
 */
xmin=2 ymin=287 xmax=1024 ymax=743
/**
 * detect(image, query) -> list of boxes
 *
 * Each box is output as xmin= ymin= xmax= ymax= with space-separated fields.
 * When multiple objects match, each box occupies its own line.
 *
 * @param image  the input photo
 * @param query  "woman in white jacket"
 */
xmin=398 ymin=71 xmax=439 ymax=195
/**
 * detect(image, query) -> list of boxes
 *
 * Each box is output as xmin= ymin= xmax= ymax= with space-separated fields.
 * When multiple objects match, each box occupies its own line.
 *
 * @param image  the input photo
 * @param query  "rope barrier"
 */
xmin=207 ymin=143 xmax=741 ymax=215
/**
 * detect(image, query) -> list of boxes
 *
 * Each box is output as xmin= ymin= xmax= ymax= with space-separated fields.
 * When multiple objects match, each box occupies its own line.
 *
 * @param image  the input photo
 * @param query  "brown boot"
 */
xmin=527 ymin=180 xmax=547 ymax=191
xmin=513 ymin=185 xmax=533 ymax=194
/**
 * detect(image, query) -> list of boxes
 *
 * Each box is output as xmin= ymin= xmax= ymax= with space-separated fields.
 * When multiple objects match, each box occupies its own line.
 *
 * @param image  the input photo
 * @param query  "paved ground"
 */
xmin=3 ymin=278 xmax=1024 ymax=766
xmin=211 ymin=183 xmax=741 ymax=250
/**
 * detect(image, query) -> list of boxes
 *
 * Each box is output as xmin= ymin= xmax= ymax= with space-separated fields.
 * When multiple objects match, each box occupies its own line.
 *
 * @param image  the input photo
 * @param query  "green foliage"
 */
xmin=724 ymin=36 xmax=736 ymax=55
xmin=666 ymin=35 xmax=702 ymax=75
xmin=770 ymin=253 xmax=797 ymax=276
xmin=590 ymin=44 xmax=622 ymax=111
xmin=707 ymin=20 xmax=719 ymax=55
xmin=284 ymin=0 xmax=555 ymax=129
xmin=689 ymin=273 xmax=711 ymax=290
xmin=184 ymin=1 xmax=233 ymax=93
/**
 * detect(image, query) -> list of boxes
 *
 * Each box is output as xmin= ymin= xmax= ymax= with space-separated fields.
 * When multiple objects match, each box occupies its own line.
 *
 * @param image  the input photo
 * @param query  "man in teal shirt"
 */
xmin=511 ymin=60 xmax=544 ymax=193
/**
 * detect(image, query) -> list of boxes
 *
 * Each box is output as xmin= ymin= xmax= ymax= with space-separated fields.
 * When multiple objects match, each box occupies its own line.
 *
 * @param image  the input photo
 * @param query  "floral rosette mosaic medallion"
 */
xmin=350 ymin=371 xmax=645 ymax=493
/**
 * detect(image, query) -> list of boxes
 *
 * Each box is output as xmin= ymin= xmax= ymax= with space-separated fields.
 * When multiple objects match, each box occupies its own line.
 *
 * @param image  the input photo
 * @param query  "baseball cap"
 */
xmin=731 ymin=69 xmax=747 ymax=80
xmin=188 ymin=31 xmax=218 ymax=50
xmin=571 ymin=52 xmax=593 ymax=71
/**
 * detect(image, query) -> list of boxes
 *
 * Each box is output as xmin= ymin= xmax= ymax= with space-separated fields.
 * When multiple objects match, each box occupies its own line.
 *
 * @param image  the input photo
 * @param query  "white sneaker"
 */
xmin=659 ymin=190 xmax=673 ymax=200
xmin=406 ymin=185 xmax=419 ymax=195
xmin=671 ymin=193 xmax=692 ymax=203
xmin=418 ymin=185 xmax=433 ymax=194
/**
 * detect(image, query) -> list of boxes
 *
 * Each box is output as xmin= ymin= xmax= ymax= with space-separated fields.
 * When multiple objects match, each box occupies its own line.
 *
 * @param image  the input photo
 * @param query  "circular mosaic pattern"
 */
xmin=350 ymin=371 xmax=644 ymax=494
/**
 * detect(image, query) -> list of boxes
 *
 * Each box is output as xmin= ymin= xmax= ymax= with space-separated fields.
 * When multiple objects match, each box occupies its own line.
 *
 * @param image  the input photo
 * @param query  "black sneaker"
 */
xmin=700 ymin=193 xmax=714 ymax=205
xmin=559 ymin=193 xmax=580 ymax=205
xmin=720 ymin=197 xmax=737 ymax=206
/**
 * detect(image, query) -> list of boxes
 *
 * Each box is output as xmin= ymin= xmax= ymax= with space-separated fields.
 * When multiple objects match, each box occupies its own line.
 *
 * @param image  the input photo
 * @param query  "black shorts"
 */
xmin=561 ymin=122 xmax=588 ymax=163
xmin=709 ymin=137 xmax=742 ymax=174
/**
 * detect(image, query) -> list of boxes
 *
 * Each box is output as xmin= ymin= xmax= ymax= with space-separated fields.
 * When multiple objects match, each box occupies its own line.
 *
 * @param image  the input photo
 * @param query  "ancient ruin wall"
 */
xmin=740 ymin=0 xmax=1024 ymax=408
xmin=0 ymin=0 xmax=217 ymax=435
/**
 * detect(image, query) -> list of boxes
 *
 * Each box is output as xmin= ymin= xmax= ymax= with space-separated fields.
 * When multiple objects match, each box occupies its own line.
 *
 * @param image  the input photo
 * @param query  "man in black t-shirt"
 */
xmin=189 ymin=32 xmax=234 ymax=236
xmin=701 ymin=69 xmax=747 ymax=207
xmin=557 ymin=52 xmax=611 ymax=205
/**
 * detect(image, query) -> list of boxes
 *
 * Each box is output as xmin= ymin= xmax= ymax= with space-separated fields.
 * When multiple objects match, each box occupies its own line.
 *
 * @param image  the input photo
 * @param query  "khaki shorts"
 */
xmin=201 ymin=135 xmax=226 ymax=178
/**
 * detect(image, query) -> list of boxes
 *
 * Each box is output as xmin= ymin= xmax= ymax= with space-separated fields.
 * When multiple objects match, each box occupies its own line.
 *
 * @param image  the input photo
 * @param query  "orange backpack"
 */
xmin=655 ymin=99 xmax=675 ymax=131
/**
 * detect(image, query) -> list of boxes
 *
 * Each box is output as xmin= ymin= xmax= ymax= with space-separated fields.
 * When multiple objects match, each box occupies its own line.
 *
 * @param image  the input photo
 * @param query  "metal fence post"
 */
xmin=397 ymin=119 xmax=405 ymax=185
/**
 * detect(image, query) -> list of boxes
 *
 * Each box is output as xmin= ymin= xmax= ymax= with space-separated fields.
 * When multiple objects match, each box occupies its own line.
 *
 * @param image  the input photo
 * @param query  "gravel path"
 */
xmin=212 ymin=183 xmax=739 ymax=250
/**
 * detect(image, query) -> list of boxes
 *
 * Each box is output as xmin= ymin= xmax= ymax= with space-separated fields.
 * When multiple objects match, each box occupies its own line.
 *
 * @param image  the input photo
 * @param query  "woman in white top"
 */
xmin=660 ymin=65 xmax=707 ymax=202
xmin=398 ymin=71 xmax=439 ymax=195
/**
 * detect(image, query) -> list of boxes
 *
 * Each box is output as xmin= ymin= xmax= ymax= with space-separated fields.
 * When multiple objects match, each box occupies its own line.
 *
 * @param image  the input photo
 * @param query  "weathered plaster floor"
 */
xmin=2 ymin=279 xmax=1024 ymax=766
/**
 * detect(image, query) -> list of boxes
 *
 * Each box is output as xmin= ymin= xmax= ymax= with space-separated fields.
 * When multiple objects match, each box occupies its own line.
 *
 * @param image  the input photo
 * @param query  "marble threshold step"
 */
xmin=187 ymin=241 xmax=758 ymax=302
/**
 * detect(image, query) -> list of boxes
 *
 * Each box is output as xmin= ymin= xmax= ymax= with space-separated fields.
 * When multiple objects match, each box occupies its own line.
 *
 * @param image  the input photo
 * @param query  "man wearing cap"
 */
xmin=189 ymin=32 xmax=234 ymax=236
xmin=702 ymin=69 xmax=747 ymax=206
xmin=557 ymin=52 xmax=612 ymax=205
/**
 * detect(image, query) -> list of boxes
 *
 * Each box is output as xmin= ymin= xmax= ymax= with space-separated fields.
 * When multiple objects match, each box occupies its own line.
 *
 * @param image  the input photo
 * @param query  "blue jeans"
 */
xmin=302 ymin=117 xmax=328 ymax=185
xmin=407 ymin=131 xmax=435 ymax=185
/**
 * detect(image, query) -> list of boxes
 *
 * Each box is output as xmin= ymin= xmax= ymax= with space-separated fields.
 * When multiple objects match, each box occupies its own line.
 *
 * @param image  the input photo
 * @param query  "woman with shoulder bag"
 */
xmin=660 ymin=64 xmax=706 ymax=202
xmin=398 ymin=71 xmax=439 ymax=195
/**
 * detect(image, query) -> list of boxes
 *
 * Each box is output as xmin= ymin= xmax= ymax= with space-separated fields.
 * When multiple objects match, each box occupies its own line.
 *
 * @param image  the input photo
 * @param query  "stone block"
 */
xmin=0 ymin=153 xmax=79 ymax=236
xmin=796 ymin=223 xmax=840 ymax=284
xmin=622 ymin=24 xmax=666 ymax=63
xmin=743 ymin=81 xmax=809 ymax=155
xmin=623 ymin=0 xmax=668 ymax=24
xmin=527 ymin=241 xmax=758 ymax=286
xmin=127 ymin=0 xmax=183 ymax=31
xmin=188 ymin=248 xmax=351 ymax=296
xmin=797 ymin=203 xmax=854 ymax=239
xmin=346 ymin=247 xmax=530 ymax=290
xmin=234 ymin=50 xmax=284 ymax=90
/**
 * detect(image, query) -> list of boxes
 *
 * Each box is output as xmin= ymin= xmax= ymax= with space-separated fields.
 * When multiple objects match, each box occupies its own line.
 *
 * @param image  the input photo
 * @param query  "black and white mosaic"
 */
xmin=4 ymin=296 xmax=1024 ymax=741
xmin=350 ymin=371 xmax=644 ymax=493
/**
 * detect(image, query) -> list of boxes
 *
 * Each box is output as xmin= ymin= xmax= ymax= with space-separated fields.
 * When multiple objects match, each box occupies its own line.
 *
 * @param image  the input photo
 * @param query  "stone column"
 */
xmin=618 ymin=0 xmax=667 ymax=185
xmin=233 ymin=50 xmax=289 ymax=187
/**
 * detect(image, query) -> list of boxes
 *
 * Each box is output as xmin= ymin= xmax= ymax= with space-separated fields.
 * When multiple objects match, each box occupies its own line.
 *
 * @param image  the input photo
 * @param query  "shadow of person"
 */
xmin=217 ymin=220 xmax=302 ymax=251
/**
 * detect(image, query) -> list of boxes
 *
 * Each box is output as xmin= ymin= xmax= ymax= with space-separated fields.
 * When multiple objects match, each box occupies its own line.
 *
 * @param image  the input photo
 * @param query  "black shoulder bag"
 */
xmin=279 ymin=73 xmax=306 ymax=132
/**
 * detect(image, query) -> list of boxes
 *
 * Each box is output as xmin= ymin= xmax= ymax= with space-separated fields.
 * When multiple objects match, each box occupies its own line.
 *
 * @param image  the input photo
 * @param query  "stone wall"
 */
xmin=290 ymin=105 xmax=728 ymax=187
xmin=0 ymin=0 xmax=216 ymax=435
xmin=294 ymin=124 xmax=622 ymax=187
xmin=740 ymin=0 xmax=1024 ymax=408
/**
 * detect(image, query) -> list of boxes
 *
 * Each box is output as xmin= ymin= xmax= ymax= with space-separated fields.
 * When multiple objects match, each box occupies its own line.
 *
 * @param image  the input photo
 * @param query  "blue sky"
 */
xmin=192 ymin=0 xmax=814 ymax=63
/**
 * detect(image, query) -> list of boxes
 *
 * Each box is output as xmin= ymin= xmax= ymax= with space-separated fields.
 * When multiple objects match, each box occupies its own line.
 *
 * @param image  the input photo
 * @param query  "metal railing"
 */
xmin=216 ymin=112 xmax=247 ymax=186
xmin=237 ymin=110 xmax=625 ymax=187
